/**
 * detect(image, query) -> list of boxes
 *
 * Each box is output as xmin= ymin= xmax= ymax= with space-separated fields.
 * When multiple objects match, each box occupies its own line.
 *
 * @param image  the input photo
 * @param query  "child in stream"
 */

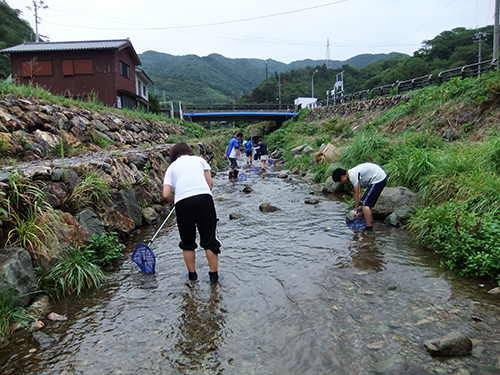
xmin=223 ymin=132 xmax=243 ymax=180
xmin=332 ymin=163 xmax=387 ymax=230
xmin=163 ymin=142 xmax=221 ymax=283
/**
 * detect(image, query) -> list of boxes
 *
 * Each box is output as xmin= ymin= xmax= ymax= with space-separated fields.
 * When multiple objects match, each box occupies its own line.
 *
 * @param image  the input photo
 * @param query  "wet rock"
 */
xmin=30 ymin=295 xmax=50 ymax=316
xmin=487 ymin=287 xmax=500 ymax=295
xmin=30 ymin=321 xmax=44 ymax=332
xmin=259 ymin=203 xmax=279 ymax=212
xmin=47 ymin=312 xmax=67 ymax=321
xmin=0 ymin=247 xmax=39 ymax=307
xmin=120 ymin=189 xmax=143 ymax=227
xmin=371 ymin=354 xmax=407 ymax=374
xmin=424 ymin=330 xmax=473 ymax=356
xmin=374 ymin=186 xmax=417 ymax=224
xmin=242 ymin=186 xmax=253 ymax=193
xmin=278 ymin=173 xmax=288 ymax=179
xmin=57 ymin=210 xmax=93 ymax=245
xmin=76 ymin=208 xmax=106 ymax=236
xmin=32 ymin=331 xmax=58 ymax=349
xmin=229 ymin=213 xmax=244 ymax=220
xmin=305 ymin=198 xmax=319 ymax=205
xmin=43 ymin=181 xmax=68 ymax=208
xmin=142 ymin=207 xmax=160 ymax=225
xmin=322 ymin=176 xmax=345 ymax=194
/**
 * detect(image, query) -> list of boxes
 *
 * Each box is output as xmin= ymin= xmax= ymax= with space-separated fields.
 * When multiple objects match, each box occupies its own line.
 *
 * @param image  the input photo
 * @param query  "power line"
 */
xmin=44 ymin=0 xmax=348 ymax=31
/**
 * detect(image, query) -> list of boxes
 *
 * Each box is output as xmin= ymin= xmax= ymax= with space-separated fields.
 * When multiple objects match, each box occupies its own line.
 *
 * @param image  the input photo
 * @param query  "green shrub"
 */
xmin=408 ymin=201 xmax=500 ymax=281
xmin=85 ymin=232 xmax=123 ymax=267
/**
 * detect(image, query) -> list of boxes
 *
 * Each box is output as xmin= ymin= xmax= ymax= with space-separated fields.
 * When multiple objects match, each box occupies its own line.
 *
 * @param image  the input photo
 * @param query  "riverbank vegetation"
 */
xmin=263 ymin=71 xmax=500 ymax=282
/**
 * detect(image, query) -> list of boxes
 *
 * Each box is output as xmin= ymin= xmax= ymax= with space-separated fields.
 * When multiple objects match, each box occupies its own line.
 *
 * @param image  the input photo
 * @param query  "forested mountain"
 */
xmin=0 ymin=1 xmax=35 ymax=78
xmin=0 ymin=2 xmax=493 ymax=107
xmin=242 ymin=26 xmax=495 ymax=104
xmin=138 ymin=50 xmax=403 ymax=104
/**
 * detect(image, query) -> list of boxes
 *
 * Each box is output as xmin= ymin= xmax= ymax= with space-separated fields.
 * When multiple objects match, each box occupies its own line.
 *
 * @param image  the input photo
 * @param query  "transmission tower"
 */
xmin=325 ymin=38 xmax=331 ymax=68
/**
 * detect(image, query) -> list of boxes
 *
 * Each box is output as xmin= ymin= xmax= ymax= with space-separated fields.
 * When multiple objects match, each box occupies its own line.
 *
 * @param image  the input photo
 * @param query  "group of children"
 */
xmin=224 ymin=132 xmax=269 ymax=180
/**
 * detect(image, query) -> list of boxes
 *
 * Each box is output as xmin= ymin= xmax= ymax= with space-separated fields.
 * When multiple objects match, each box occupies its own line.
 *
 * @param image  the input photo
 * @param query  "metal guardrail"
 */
xmin=183 ymin=103 xmax=294 ymax=112
xmin=325 ymin=59 xmax=498 ymax=106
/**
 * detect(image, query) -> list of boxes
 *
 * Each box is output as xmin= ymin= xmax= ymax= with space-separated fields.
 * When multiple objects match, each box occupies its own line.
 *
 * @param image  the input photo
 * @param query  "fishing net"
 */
xmin=238 ymin=173 xmax=247 ymax=181
xmin=267 ymin=159 xmax=274 ymax=165
xmin=132 ymin=242 xmax=156 ymax=274
xmin=348 ymin=217 xmax=367 ymax=231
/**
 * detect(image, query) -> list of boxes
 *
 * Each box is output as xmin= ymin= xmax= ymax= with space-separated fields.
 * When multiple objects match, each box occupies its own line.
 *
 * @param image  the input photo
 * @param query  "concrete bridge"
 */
xmin=180 ymin=103 xmax=296 ymax=125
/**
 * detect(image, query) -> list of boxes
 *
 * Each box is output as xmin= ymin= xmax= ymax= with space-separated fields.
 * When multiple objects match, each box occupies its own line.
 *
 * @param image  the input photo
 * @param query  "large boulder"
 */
xmin=76 ymin=208 xmax=106 ymax=236
xmin=315 ymin=143 xmax=340 ymax=164
xmin=0 ymin=247 xmax=39 ymax=307
xmin=424 ymin=331 xmax=473 ymax=356
xmin=373 ymin=187 xmax=418 ymax=225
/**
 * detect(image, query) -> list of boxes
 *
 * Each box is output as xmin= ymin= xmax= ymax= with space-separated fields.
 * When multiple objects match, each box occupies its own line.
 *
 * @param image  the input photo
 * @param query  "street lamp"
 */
xmin=312 ymin=70 xmax=318 ymax=98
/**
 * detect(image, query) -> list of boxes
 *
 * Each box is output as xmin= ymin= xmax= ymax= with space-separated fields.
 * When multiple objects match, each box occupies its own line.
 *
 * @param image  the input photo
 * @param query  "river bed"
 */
xmin=1 ymin=164 xmax=500 ymax=374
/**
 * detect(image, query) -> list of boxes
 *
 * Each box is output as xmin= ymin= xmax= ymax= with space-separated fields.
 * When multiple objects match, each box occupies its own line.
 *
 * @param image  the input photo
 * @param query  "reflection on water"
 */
xmin=342 ymin=231 xmax=385 ymax=272
xmin=1 ymin=166 xmax=500 ymax=374
xmin=167 ymin=283 xmax=227 ymax=373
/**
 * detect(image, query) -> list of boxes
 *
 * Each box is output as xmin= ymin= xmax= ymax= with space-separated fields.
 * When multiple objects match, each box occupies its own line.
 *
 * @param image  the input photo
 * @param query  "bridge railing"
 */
xmin=326 ymin=59 xmax=497 ymax=106
xmin=182 ymin=103 xmax=294 ymax=112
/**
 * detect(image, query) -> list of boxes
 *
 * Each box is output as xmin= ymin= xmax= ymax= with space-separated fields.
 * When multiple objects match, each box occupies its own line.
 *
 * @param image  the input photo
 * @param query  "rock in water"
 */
xmin=424 ymin=331 xmax=473 ymax=356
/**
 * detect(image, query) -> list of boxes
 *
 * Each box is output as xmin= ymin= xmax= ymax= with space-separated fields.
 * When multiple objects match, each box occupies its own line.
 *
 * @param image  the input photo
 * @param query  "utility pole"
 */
xmin=28 ymin=1 xmax=48 ymax=43
xmin=475 ymin=32 xmax=489 ymax=76
xmin=312 ymin=69 xmax=318 ymax=98
xmin=265 ymin=60 xmax=269 ymax=103
xmin=278 ymin=73 xmax=282 ymax=109
xmin=494 ymin=0 xmax=499 ymax=68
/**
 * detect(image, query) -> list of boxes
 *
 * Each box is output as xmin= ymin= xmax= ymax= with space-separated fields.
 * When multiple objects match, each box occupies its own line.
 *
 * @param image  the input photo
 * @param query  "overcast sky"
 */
xmin=5 ymin=0 xmax=496 ymax=63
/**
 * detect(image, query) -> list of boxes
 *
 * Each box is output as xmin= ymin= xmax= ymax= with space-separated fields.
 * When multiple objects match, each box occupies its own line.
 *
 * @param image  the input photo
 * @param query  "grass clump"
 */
xmin=38 ymin=246 xmax=107 ymax=299
xmin=0 ymin=290 xmax=38 ymax=338
xmin=37 ymin=232 xmax=122 ymax=299
xmin=5 ymin=173 xmax=55 ymax=258
xmin=65 ymin=168 xmax=111 ymax=213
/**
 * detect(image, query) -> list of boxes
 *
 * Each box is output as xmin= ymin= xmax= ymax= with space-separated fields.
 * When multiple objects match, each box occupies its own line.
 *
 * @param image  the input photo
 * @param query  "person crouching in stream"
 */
xmin=163 ymin=142 xmax=221 ymax=283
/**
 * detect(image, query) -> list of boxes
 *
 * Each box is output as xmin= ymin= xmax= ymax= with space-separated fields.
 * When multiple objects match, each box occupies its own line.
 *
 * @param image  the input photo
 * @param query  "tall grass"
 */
xmin=0 ymin=289 xmax=38 ymax=338
xmin=37 ymin=246 xmax=107 ymax=299
xmin=65 ymin=168 xmax=111 ymax=213
xmin=6 ymin=173 xmax=55 ymax=258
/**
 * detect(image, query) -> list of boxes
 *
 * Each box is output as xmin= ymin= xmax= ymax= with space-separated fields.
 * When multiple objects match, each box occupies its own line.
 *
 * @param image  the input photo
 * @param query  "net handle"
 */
xmin=148 ymin=207 xmax=176 ymax=247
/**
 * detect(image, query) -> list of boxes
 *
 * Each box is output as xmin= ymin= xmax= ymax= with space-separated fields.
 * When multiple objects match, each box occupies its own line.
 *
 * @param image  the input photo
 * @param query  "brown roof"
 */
xmin=0 ymin=39 xmax=141 ymax=65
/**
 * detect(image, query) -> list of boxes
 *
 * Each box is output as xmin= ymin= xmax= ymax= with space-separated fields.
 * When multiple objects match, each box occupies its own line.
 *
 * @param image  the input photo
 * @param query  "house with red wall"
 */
xmin=0 ymin=39 xmax=153 ymax=111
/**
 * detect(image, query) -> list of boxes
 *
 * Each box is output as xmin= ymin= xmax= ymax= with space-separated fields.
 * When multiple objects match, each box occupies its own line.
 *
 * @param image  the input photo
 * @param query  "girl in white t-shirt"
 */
xmin=163 ymin=142 xmax=221 ymax=283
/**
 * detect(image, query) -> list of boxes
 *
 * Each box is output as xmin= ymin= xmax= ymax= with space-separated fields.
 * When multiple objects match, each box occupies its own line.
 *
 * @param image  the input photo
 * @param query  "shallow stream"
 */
xmin=1 ymin=164 xmax=500 ymax=374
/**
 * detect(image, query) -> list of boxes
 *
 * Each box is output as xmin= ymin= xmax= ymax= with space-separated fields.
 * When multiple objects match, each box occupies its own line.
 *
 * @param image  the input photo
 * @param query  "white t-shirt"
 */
xmin=163 ymin=155 xmax=212 ymax=204
xmin=348 ymin=163 xmax=386 ymax=187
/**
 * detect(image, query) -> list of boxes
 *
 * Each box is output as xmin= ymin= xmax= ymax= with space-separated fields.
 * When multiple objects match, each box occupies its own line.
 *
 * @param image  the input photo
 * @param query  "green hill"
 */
xmin=0 ymin=2 xmax=35 ymax=78
xmin=138 ymin=51 xmax=404 ymax=105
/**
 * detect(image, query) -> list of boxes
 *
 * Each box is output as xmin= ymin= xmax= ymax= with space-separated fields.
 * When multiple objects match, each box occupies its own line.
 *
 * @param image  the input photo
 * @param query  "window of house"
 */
xmin=143 ymin=85 xmax=147 ymax=96
xmin=63 ymin=59 xmax=94 ymax=76
xmin=22 ymin=60 xmax=53 ymax=77
xmin=74 ymin=59 xmax=93 ymax=75
xmin=120 ymin=61 xmax=130 ymax=79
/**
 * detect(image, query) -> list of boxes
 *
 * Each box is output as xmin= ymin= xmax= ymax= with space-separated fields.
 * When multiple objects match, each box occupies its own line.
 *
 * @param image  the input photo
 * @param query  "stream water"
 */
xmin=1 ymin=164 xmax=500 ymax=374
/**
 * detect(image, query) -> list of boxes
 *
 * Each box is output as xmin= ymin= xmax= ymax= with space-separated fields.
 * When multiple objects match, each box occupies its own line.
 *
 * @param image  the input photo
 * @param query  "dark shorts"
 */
xmin=360 ymin=178 xmax=387 ymax=208
xmin=229 ymin=157 xmax=238 ymax=169
xmin=175 ymin=194 xmax=221 ymax=253
xmin=246 ymin=151 xmax=252 ymax=157
xmin=254 ymin=153 xmax=260 ymax=161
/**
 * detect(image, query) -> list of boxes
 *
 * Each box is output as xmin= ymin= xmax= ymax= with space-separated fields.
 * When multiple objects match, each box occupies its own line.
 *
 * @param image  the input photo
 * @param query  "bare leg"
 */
xmin=361 ymin=205 xmax=373 ymax=227
xmin=205 ymin=250 xmax=218 ymax=272
xmin=183 ymin=250 xmax=196 ymax=272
